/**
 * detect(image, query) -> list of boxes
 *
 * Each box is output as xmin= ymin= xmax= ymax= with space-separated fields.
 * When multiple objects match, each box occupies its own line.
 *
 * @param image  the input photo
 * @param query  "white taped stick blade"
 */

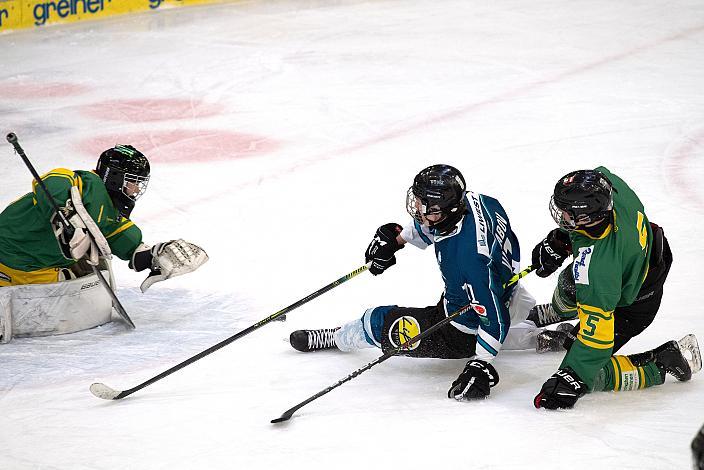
xmin=678 ymin=334 xmax=702 ymax=375
xmin=90 ymin=382 xmax=121 ymax=400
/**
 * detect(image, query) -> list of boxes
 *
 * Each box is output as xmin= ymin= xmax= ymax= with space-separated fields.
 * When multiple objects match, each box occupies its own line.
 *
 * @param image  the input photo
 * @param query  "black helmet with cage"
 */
xmin=96 ymin=145 xmax=150 ymax=219
xmin=406 ymin=164 xmax=468 ymax=235
xmin=550 ymin=169 xmax=613 ymax=231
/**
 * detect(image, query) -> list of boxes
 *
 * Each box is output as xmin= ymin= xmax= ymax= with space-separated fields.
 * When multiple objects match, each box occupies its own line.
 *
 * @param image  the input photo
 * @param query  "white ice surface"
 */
xmin=2 ymin=1 xmax=704 ymax=468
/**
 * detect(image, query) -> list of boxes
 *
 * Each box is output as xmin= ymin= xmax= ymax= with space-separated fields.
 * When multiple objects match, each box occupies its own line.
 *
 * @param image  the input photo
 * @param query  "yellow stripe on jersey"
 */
xmin=106 ymin=220 xmax=135 ymax=239
xmin=32 ymin=168 xmax=83 ymax=196
xmin=98 ymin=205 xmax=104 ymax=223
xmin=575 ymin=223 xmax=612 ymax=240
xmin=576 ymin=303 xmax=615 ymax=350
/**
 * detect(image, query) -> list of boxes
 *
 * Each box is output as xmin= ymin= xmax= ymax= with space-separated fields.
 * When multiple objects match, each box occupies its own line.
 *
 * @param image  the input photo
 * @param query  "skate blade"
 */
xmin=677 ymin=334 xmax=702 ymax=374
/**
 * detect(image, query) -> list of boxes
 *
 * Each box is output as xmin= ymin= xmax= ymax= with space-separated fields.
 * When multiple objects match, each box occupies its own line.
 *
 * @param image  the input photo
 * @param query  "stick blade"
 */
xmin=271 ymin=409 xmax=295 ymax=424
xmin=90 ymin=382 xmax=123 ymax=400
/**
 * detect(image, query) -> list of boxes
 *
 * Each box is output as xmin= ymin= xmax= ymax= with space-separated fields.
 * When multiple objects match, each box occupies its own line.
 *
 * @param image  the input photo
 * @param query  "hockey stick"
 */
xmin=5 ymin=133 xmax=136 ymax=329
xmin=89 ymin=263 xmax=371 ymax=400
xmin=271 ymin=265 xmax=535 ymax=423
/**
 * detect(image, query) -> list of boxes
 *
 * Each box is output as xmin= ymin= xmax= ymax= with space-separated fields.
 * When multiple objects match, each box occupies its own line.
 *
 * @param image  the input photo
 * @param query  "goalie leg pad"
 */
xmin=0 ymin=273 xmax=113 ymax=342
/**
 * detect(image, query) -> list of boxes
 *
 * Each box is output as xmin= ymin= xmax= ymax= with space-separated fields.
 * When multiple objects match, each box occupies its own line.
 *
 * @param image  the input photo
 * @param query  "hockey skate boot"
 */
xmin=290 ymin=328 xmax=340 ymax=352
xmin=536 ymin=323 xmax=575 ymax=353
xmin=654 ymin=335 xmax=702 ymax=382
xmin=630 ymin=334 xmax=702 ymax=382
xmin=527 ymin=303 xmax=562 ymax=327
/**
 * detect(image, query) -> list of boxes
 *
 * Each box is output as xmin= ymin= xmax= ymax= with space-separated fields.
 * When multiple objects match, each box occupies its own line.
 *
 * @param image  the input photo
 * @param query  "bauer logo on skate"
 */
xmin=573 ymin=246 xmax=593 ymax=285
xmin=389 ymin=316 xmax=421 ymax=350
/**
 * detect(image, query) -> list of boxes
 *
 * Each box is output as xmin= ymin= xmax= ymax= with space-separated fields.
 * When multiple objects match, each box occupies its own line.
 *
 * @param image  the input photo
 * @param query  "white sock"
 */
xmin=334 ymin=319 xmax=375 ymax=352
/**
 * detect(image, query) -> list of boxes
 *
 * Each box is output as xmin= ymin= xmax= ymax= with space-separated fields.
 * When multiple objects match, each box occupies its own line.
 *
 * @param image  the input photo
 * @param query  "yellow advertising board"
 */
xmin=0 ymin=0 xmax=227 ymax=32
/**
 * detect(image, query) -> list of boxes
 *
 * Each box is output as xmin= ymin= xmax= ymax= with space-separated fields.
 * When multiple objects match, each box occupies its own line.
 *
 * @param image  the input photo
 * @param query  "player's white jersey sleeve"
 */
xmin=400 ymin=220 xmax=434 ymax=249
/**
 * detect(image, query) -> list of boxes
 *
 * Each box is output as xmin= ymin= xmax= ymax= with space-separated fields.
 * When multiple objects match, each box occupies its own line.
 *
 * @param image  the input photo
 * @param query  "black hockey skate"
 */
xmin=654 ymin=335 xmax=702 ymax=382
xmin=290 ymin=328 xmax=340 ymax=352
xmin=527 ymin=303 xmax=563 ymax=327
xmin=630 ymin=334 xmax=702 ymax=381
xmin=536 ymin=323 xmax=575 ymax=353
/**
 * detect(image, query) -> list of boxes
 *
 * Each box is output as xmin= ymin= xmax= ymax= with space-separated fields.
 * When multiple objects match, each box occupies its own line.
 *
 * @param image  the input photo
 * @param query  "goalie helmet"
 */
xmin=96 ymin=145 xmax=150 ymax=219
xmin=406 ymin=164 xmax=468 ymax=235
xmin=550 ymin=169 xmax=613 ymax=230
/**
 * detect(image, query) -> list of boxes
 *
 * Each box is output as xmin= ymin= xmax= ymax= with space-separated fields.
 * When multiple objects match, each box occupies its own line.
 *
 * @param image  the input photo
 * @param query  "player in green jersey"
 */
xmin=0 ymin=145 xmax=208 ymax=341
xmin=530 ymin=167 xmax=700 ymax=409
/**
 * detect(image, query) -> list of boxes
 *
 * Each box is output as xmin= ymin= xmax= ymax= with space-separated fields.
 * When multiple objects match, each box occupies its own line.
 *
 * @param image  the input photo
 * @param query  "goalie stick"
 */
xmin=271 ymin=265 xmax=535 ymax=423
xmin=5 ymin=132 xmax=135 ymax=329
xmin=90 ymin=263 xmax=371 ymax=400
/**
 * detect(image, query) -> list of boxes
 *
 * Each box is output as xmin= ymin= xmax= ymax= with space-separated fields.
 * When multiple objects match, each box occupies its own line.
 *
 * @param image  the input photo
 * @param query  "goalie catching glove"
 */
xmin=130 ymin=239 xmax=209 ymax=292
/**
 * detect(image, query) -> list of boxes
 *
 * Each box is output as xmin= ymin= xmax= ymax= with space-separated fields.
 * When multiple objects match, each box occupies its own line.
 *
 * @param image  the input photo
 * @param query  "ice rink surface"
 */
xmin=2 ymin=1 xmax=704 ymax=468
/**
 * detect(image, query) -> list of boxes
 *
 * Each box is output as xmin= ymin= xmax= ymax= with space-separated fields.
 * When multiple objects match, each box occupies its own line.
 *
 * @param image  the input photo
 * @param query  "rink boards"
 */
xmin=0 ymin=0 xmax=228 ymax=32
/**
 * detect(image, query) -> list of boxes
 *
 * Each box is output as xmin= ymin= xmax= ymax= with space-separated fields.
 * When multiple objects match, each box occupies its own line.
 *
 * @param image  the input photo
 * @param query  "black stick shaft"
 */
xmin=271 ymin=265 xmax=535 ymax=423
xmin=6 ymin=133 xmax=68 ymax=226
xmin=105 ymin=264 xmax=370 ymax=399
xmin=6 ymin=132 xmax=135 ymax=328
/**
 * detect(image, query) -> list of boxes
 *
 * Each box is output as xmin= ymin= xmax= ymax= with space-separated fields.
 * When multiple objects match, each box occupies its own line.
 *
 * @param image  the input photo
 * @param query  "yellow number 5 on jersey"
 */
xmin=636 ymin=211 xmax=647 ymax=250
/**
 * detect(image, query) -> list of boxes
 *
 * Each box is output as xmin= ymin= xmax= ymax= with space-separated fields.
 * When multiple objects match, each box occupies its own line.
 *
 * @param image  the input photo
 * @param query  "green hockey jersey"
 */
xmin=560 ymin=166 xmax=653 ymax=389
xmin=0 ymin=168 xmax=142 ymax=273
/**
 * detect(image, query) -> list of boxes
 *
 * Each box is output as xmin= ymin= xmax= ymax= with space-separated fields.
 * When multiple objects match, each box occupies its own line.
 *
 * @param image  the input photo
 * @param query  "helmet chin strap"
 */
xmin=429 ymin=208 xmax=466 ymax=235
xmin=108 ymin=192 xmax=135 ymax=219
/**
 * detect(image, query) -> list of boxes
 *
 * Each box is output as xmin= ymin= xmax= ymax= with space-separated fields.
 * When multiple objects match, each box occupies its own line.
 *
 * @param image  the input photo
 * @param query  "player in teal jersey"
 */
xmin=530 ymin=168 xmax=700 ymax=409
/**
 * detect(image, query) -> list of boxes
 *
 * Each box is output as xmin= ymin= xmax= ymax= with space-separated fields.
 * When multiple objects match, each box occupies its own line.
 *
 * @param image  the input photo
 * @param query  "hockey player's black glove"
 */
xmin=365 ymin=223 xmax=404 ymax=275
xmin=534 ymin=367 xmax=587 ymax=410
xmin=448 ymin=359 xmax=499 ymax=400
xmin=693 ymin=423 xmax=704 ymax=470
xmin=531 ymin=228 xmax=572 ymax=278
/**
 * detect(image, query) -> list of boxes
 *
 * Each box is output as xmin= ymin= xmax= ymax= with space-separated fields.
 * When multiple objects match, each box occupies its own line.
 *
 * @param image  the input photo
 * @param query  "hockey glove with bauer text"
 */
xmin=534 ymin=367 xmax=587 ymax=410
xmin=448 ymin=359 xmax=499 ymax=400
xmin=130 ymin=239 xmax=209 ymax=293
xmin=532 ymin=228 xmax=572 ymax=278
xmin=365 ymin=223 xmax=404 ymax=275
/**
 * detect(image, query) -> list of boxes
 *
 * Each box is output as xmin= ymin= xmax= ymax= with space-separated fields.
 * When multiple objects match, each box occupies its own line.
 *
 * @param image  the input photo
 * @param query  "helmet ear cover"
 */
xmin=102 ymin=167 xmax=126 ymax=193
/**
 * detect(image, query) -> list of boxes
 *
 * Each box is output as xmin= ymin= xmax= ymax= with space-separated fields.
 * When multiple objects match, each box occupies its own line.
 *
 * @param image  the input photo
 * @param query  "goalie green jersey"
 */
xmin=0 ymin=168 xmax=142 ymax=273
xmin=560 ymin=166 xmax=653 ymax=389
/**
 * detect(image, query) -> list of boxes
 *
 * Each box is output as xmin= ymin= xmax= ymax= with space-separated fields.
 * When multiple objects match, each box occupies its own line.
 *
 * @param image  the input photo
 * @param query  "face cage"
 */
xmin=550 ymin=196 xmax=599 ymax=231
xmin=406 ymin=187 xmax=445 ymax=225
xmin=122 ymin=173 xmax=150 ymax=201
